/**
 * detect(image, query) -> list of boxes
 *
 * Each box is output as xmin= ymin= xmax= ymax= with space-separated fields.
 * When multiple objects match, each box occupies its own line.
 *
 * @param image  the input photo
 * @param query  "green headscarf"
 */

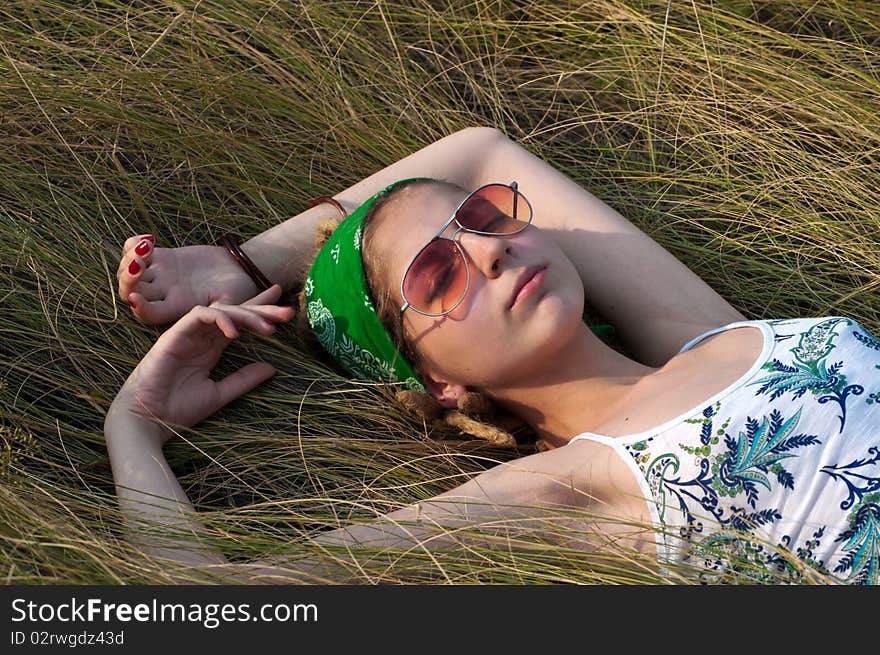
xmin=305 ymin=178 xmax=616 ymax=393
xmin=305 ymin=179 xmax=429 ymax=392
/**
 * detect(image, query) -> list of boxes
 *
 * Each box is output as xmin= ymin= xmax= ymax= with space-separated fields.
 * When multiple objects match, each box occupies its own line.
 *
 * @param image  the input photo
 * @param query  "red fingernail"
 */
xmin=135 ymin=240 xmax=151 ymax=256
xmin=128 ymin=260 xmax=141 ymax=275
xmin=144 ymin=235 xmax=155 ymax=243
xmin=128 ymin=298 xmax=136 ymax=308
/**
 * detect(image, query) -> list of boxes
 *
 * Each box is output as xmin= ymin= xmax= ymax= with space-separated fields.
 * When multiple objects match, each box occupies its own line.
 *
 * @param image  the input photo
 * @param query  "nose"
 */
xmin=455 ymin=229 xmax=511 ymax=281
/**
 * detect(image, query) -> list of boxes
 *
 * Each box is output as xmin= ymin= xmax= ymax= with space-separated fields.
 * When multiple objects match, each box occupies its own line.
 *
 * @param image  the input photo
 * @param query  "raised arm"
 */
xmin=119 ymin=127 xmax=744 ymax=365
xmin=250 ymin=127 xmax=744 ymax=364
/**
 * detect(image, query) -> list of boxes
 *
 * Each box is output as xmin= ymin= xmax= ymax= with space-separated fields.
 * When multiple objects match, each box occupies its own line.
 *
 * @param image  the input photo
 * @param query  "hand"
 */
xmin=112 ymin=285 xmax=294 ymax=438
xmin=117 ymin=234 xmax=261 ymax=325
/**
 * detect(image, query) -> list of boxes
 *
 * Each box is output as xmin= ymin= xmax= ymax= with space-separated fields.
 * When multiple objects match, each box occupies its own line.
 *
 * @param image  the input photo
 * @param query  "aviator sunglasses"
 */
xmin=400 ymin=181 xmax=534 ymax=317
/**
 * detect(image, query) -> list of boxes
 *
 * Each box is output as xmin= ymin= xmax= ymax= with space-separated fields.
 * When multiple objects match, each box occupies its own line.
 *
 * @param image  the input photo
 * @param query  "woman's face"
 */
xmin=369 ymin=182 xmax=586 ymax=394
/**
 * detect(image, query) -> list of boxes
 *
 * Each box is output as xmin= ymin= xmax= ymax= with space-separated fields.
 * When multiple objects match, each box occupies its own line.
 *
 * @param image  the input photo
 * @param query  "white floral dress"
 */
xmin=569 ymin=316 xmax=880 ymax=584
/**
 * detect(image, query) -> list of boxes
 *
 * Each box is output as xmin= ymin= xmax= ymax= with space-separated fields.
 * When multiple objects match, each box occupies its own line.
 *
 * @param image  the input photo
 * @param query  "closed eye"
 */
xmin=480 ymin=213 xmax=504 ymax=231
xmin=430 ymin=262 xmax=455 ymax=301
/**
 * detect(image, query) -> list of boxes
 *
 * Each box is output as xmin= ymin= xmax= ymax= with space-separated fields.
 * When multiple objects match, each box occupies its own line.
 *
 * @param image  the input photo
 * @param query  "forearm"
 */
xmin=242 ymin=126 xmax=502 ymax=290
xmin=311 ymin=449 xmax=618 ymax=554
xmin=103 ymin=403 xmax=228 ymax=568
xmin=98 ymin=425 xmax=650 ymax=582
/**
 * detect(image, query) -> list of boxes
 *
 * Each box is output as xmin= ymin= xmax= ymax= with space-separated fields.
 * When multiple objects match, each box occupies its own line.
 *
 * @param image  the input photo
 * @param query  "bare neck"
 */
xmin=489 ymin=323 xmax=660 ymax=446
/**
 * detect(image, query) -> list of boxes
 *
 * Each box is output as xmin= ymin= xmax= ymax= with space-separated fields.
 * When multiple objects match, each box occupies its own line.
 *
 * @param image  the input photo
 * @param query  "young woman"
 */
xmin=107 ymin=127 xmax=880 ymax=584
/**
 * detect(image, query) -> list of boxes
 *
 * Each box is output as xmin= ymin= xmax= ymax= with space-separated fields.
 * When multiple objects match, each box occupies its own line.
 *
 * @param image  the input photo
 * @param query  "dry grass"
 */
xmin=2 ymin=0 xmax=879 ymax=584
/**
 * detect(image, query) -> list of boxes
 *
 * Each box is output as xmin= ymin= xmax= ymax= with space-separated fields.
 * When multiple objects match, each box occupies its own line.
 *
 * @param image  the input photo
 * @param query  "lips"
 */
xmin=508 ymin=265 xmax=547 ymax=310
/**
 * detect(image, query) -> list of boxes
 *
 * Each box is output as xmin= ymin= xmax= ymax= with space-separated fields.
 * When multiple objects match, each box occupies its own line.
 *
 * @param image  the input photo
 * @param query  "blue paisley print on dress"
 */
xmin=569 ymin=316 xmax=880 ymax=584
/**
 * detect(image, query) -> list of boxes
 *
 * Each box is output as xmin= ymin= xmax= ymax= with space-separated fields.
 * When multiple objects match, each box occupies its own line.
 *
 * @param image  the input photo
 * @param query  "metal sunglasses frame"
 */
xmin=398 ymin=181 xmax=534 ymax=318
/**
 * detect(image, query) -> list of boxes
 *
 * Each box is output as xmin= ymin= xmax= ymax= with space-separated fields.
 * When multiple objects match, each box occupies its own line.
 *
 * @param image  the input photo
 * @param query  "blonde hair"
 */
xmin=294 ymin=180 xmax=545 ymax=450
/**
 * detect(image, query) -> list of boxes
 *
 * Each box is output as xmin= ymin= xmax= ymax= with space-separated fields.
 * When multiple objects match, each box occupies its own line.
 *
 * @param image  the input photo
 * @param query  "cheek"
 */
xmin=407 ymin=314 xmax=500 ymax=381
xmin=550 ymin=257 xmax=586 ymax=313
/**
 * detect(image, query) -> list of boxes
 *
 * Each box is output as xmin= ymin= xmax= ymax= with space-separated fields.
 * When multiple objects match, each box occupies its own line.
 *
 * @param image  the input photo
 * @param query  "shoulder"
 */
xmin=510 ymin=438 xmax=640 ymax=506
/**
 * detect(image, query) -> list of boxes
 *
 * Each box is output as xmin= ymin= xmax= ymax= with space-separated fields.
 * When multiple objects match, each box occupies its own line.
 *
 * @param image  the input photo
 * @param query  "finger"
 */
xmin=215 ymin=362 xmax=276 ymax=409
xmin=241 ymin=283 xmax=283 ymax=307
xmin=117 ymin=255 xmax=144 ymax=299
xmin=236 ymin=303 xmax=295 ymax=323
xmin=207 ymin=303 xmax=294 ymax=331
xmin=191 ymin=306 xmax=241 ymax=339
xmin=117 ymin=239 xmax=155 ymax=279
xmin=122 ymin=234 xmax=155 ymax=254
xmin=127 ymin=293 xmax=180 ymax=325
xmin=116 ymin=235 xmax=155 ymax=279
xmin=220 ymin=305 xmax=281 ymax=336
xmin=186 ymin=306 xmax=240 ymax=340
xmin=214 ymin=310 xmax=240 ymax=339
xmin=118 ymin=254 xmax=151 ymax=301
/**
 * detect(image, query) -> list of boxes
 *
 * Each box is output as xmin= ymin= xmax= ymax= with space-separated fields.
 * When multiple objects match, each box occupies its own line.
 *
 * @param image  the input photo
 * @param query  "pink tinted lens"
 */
xmin=403 ymin=238 xmax=468 ymax=314
xmin=457 ymin=184 xmax=530 ymax=234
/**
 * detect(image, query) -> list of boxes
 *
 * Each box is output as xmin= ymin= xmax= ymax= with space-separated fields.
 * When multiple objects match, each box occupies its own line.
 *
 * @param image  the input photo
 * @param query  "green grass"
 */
xmin=2 ymin=0 xmax=879 ymax=584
